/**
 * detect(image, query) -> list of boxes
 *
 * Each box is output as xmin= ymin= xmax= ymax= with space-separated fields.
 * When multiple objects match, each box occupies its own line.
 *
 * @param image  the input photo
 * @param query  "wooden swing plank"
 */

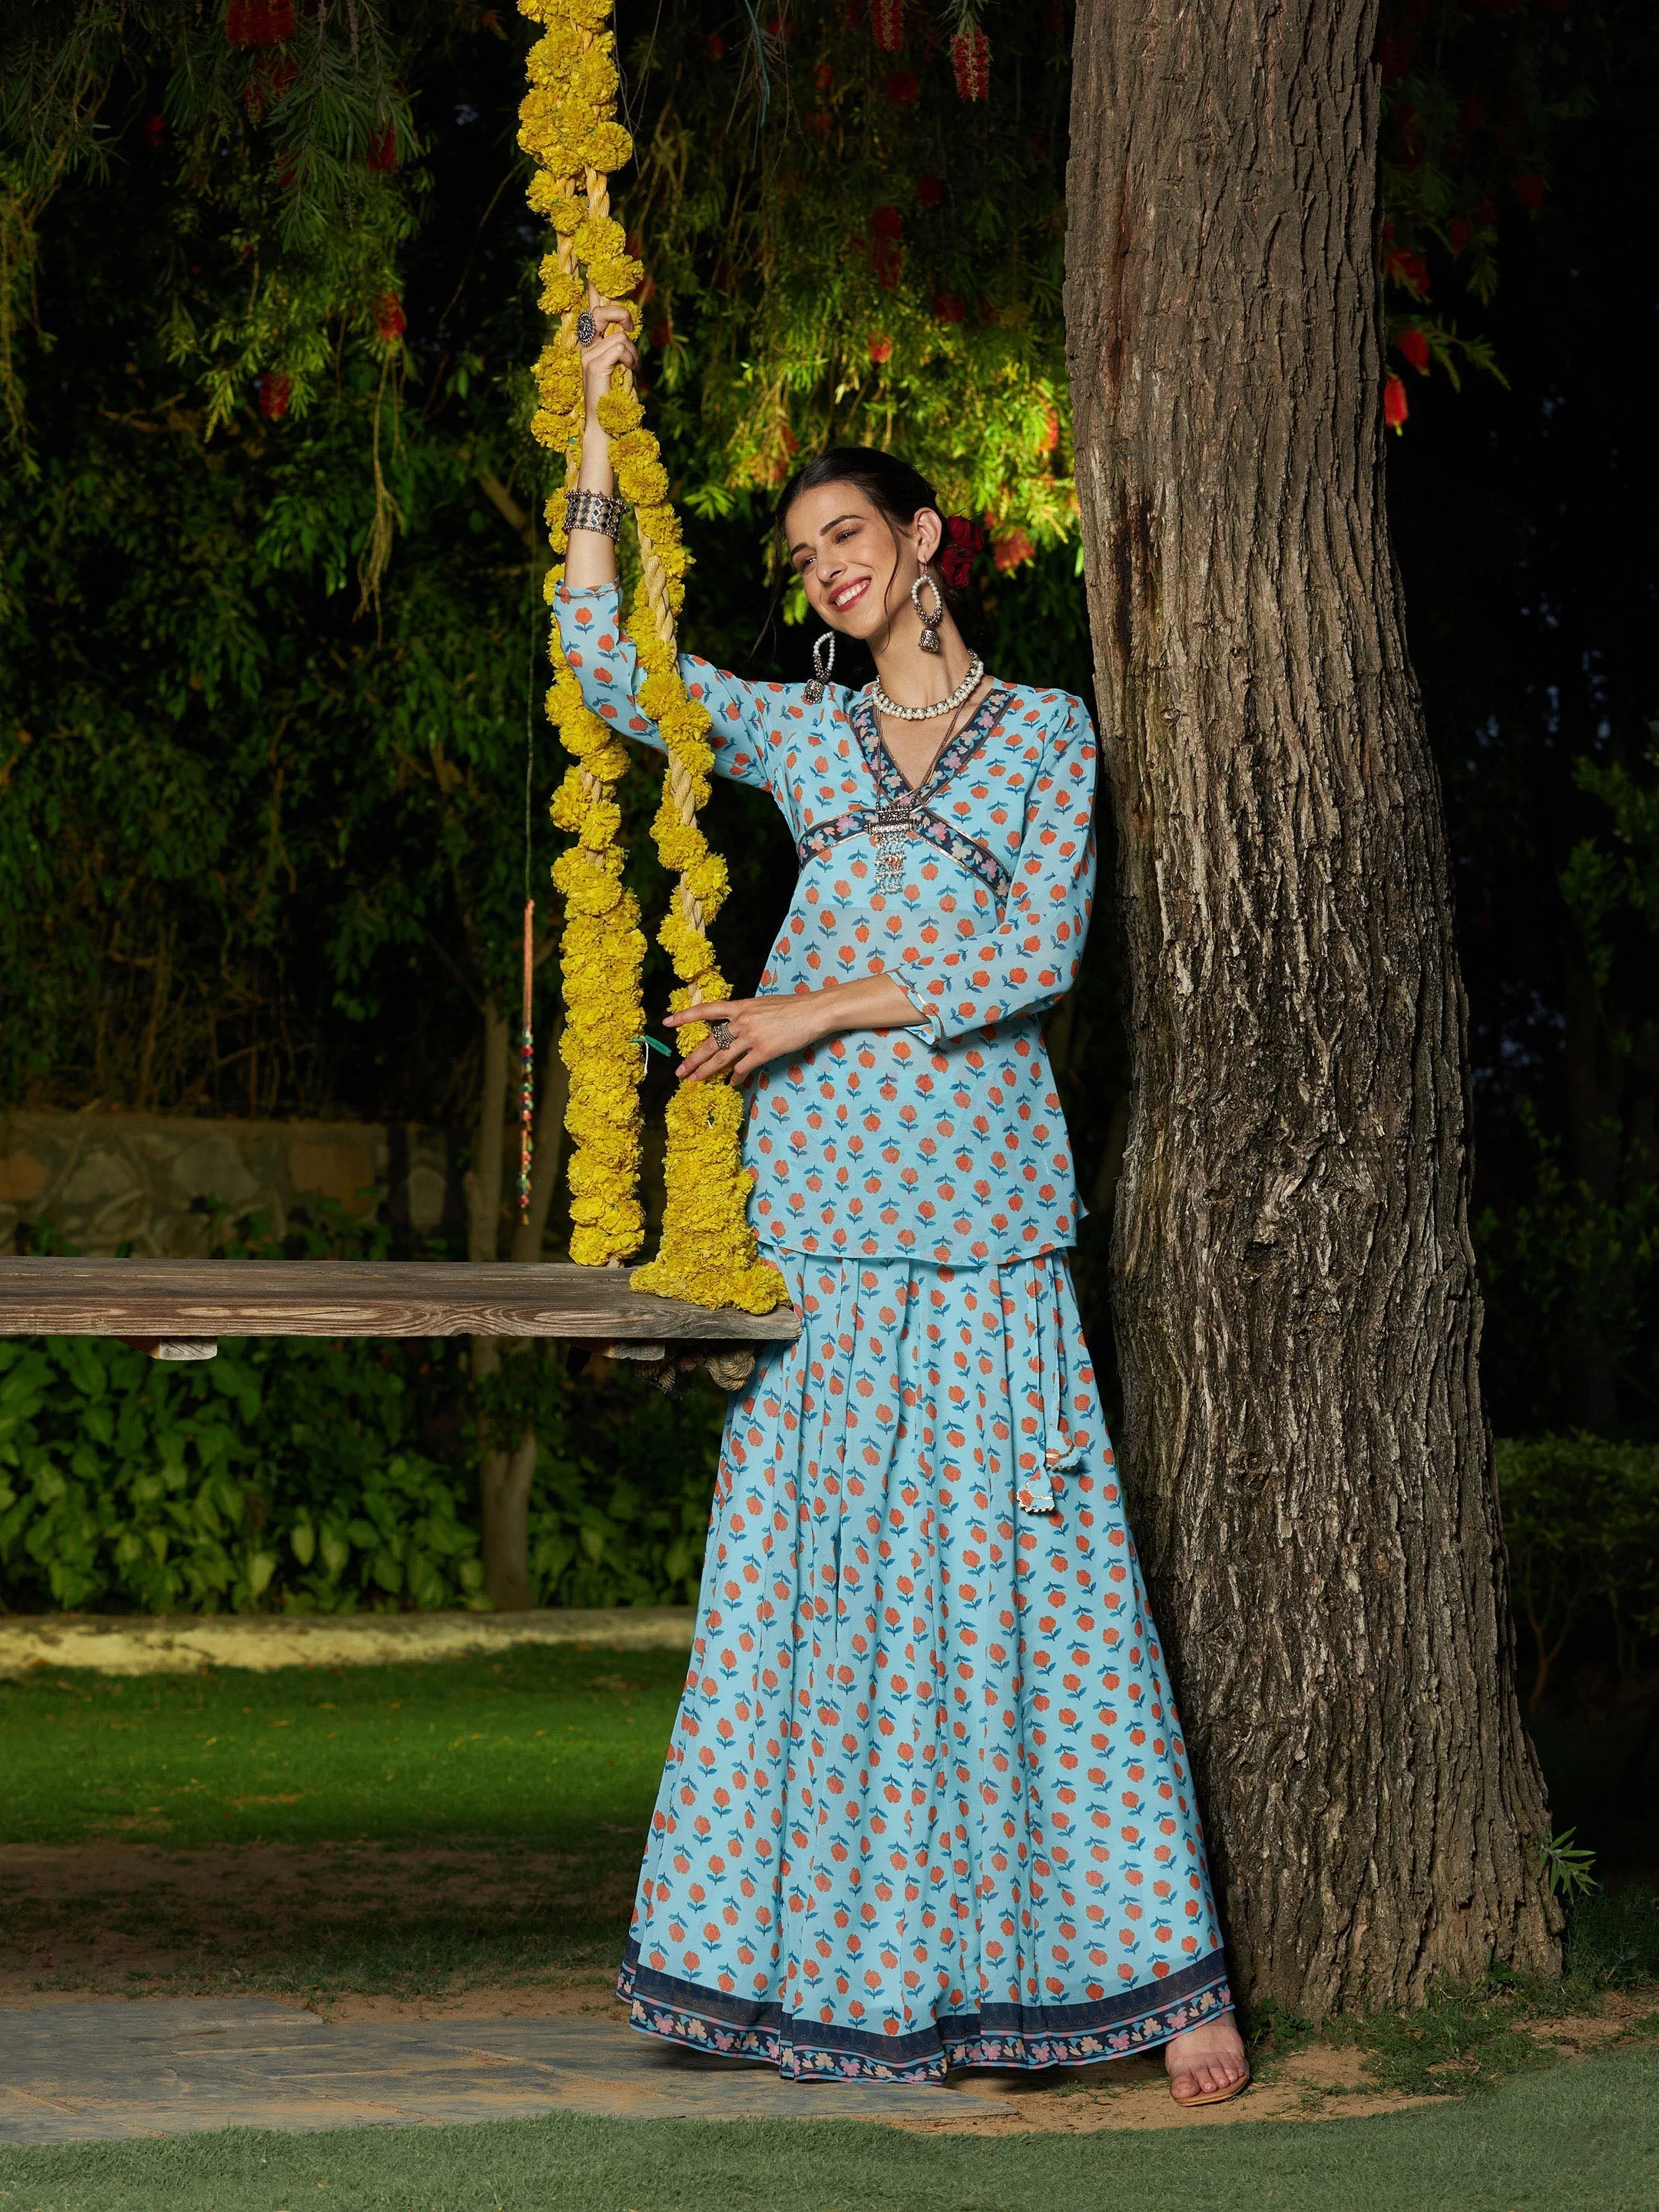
xmin=0 ymin=1260 xmax=798 ymax=1343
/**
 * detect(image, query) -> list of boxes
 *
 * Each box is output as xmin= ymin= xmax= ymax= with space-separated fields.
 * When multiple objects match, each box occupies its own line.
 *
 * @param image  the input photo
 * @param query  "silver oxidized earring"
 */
xmin=803 ymin=629 xmax=836 ymax=704
xmin=911 ymin=568 xmax=945 ymax=654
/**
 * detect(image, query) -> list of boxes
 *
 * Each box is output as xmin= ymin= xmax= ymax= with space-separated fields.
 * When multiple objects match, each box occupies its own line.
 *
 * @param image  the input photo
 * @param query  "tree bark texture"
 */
xmin=1064 ymin=0 xmax=1559 ymax=2014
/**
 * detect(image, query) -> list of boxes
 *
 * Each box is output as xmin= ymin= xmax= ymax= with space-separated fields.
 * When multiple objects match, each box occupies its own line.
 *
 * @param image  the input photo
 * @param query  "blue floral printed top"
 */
xmin=557 ymin=581 xmax=1098 ymax=1267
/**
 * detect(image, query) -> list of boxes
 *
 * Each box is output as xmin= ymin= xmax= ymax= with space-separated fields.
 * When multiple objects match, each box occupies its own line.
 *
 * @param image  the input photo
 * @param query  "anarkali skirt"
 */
xmin=618 ymin=1247 xmax=1233 ymax=2081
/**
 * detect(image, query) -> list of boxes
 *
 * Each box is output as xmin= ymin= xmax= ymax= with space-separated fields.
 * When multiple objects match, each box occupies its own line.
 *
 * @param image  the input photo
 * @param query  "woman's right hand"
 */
xmin=581 ymin=296 xmax=638 ymax=425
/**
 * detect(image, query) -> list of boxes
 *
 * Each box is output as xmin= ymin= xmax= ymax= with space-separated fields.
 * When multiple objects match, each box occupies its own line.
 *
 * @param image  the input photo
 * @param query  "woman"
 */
xmin=557 ymin=302 xmax=1248 ymax=2104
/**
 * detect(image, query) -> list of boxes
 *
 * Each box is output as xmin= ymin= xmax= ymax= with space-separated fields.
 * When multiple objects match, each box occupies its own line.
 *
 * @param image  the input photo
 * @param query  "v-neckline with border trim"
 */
xmin=849 ymin=682 xmax=1014 ymax=813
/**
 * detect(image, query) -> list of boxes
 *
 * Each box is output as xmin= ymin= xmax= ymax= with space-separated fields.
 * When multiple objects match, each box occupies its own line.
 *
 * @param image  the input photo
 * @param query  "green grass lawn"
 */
xmin=0 ymin=2046 xmax=1654 ymax=2212
xmin=0 ymin=1644 xmax=690 ymax=1850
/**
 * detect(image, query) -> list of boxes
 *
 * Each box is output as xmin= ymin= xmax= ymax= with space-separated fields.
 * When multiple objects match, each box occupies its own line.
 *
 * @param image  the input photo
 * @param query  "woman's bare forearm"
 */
xmin=564 ymin=416 xmax=618 ymax=591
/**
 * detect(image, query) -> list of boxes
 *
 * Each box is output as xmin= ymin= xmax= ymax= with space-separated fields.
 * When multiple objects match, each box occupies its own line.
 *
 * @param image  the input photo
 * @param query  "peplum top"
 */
xmin=555 ymin=581 xmax=1098 ymax=1267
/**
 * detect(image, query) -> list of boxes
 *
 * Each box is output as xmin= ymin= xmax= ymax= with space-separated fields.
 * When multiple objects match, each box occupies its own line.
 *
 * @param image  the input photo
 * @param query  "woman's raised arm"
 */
xmin=555 ymin=303 xmax=786 ymax=803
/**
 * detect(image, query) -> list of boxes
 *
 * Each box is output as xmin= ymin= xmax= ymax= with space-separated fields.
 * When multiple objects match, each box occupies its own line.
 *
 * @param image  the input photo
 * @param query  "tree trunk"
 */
xmin=1064 ymin=0 xmax=1560 ymax=2015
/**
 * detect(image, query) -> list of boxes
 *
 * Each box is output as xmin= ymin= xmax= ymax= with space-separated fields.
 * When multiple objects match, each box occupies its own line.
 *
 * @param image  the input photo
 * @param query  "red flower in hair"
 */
xmin=937 ymin=515 xmax=983 ymax=591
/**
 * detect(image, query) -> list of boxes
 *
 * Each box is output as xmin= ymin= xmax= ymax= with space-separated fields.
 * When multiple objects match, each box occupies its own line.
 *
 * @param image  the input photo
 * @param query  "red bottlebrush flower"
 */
xmin=813 ymin=60 xmax=834 ymax=90
xmin=374 ymin=292 xmax=406 ymax=343
xmin=869 ymin=333 xmax=894 ymax=365
xmin=1037 ymin=408 xmax=1060 ymax=455
xmin=707 ymin=32 xmax=724 ymax=59
xmin=1383 ymin=243 xmax=1431 ymax=297
xmin=1383 ymin=373 xmax=1408 ymax=432
xmin=1459 ymin=96 xmax=1485 ymax=134
xmin=917 ymin=173 xmax=944 ymax=207
xmin=951 ymin=28 xmax=990 ymax=101
xmin=269 ymin=54 xmax=296 ymax=94
xmin=1397 ymin=328 xmax=1431 ymax=375
xmin=884 ymin=68 xmax=919 ymax=104
xmin=992 ymin=528 xmax=1034 ymax=572
xmin=977 ymin=293 xmax=998 ymax=322
xmin=1447 ymin=216 xmax=1471 ymax=255
xmin=870 ymin=0 xmax=903 ymax=52
xmin=1473 ymin=197 xmax=1498 ymax=226
xmin=227 ymin=0 xmax=295 ymax=45
xmin=934 ymin=292 xmax=967 ymax=324
xmin=142 ymin=113 xmax=166 ymax=150
xmin=1377 ymin=33 xmax=1411 ymax=83
xmin=648 ymin=318 xmax=671 ymax=349
xmin=366 ymin=124 xmax=398 ymax=173
xmin=846 ymin=0 xmax=866 ymax=27
xmin=1513 ymin=171 xmax=1545 ymax=214
xmin=257 ymin=370 xmax=292 ymax=420
xmin=869 ymin=204 xmax=903 ymax=240
xmin=873 ymin=242 xmax=902 ymax=290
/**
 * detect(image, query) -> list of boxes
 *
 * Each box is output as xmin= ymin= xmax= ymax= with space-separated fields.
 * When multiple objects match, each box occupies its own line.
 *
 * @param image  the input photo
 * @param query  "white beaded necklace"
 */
xmin=870 ymin=654 xmax=985 ymax=722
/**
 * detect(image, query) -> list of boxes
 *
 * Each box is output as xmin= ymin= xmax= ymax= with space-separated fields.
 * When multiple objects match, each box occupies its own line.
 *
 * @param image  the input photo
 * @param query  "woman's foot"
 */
xmin=1165 ymin=2011 xmax=1250 ymax=2106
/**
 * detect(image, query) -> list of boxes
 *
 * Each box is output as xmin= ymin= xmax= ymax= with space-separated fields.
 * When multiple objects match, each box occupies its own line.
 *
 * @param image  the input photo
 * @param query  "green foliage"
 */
xmin=1495 ymin=1432 xmax=1659 ymax=1707
xmin=0 ymin=1330 xmax=724 ymax=1618
xmin=1566 ymin=1885 xmax=1659 ymax=1990
xmin=1478 ymin=1114 xmax=1659 ymax=1435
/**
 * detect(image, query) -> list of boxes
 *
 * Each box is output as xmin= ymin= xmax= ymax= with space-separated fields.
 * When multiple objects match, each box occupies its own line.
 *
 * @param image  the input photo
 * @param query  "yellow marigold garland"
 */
xmin=519 ymin=0 xmax=782 ymax=1315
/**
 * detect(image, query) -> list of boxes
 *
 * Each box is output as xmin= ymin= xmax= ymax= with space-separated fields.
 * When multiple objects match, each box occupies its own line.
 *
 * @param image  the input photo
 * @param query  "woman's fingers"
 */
xmin=664 ymin=1000 xmax=743 ymax=1028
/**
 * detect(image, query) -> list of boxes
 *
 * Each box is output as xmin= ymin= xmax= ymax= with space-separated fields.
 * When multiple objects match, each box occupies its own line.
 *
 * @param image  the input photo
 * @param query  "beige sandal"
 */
xmin=1169 ymin=2068 xmax=1250 ymax=2108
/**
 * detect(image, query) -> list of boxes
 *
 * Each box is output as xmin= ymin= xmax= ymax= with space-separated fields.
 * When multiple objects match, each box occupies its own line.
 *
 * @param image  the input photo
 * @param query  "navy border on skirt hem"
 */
xmin=618 ymin=1942 xmax=1233 ymax=2082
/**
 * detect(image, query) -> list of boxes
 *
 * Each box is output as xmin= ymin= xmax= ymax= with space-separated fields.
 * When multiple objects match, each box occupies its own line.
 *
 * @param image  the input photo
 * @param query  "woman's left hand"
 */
xmin=664 ymin=975 xmax=922 ymax=1083
xmin=664 ymin=993 xmax=833 ymax=1084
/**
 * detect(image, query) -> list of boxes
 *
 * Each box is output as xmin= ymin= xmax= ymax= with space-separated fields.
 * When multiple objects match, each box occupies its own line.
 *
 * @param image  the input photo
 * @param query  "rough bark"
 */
xmin=1064 ymin=0 xmax=1560 ymax=2014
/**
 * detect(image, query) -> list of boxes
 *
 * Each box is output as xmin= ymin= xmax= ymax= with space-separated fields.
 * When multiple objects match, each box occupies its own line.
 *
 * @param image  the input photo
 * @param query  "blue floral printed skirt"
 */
xmin=618 ymin=1248 xmax=1233 ymax=2081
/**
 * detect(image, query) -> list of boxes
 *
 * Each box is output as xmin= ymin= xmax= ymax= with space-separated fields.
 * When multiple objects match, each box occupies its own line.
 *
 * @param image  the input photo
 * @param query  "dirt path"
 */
xmin=4 ymin=1841 xmax=1653 ymax=2137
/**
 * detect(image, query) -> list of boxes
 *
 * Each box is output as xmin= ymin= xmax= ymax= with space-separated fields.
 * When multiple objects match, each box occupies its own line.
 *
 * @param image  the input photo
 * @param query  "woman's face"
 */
xmin=785 ymin=482 xmax=942 ymax=641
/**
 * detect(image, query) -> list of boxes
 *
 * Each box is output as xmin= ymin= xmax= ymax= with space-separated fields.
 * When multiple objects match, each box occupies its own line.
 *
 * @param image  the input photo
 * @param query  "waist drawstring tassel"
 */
xmin=1015 ymin=1262 xmax=1089 ymax=1518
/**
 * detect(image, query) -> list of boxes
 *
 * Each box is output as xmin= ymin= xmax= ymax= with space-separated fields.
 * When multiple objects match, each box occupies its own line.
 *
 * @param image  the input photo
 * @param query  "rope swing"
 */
xmin=517 ymin=0 xmax=785 ymax=1315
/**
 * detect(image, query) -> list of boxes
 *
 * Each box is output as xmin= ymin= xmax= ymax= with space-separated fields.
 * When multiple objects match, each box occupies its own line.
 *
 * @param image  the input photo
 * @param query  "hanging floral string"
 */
xmin=518 ymin=0 xmax=783 ymax=1315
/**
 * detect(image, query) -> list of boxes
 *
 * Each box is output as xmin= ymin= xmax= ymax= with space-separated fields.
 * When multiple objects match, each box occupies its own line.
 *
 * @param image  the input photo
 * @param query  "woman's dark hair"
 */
xmin=773 ymin=444 xmax=979 ymax=646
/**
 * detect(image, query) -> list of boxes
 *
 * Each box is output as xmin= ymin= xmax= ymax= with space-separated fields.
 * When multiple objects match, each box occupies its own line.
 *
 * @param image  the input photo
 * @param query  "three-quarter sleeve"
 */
xmin=887 ymin=701 xmax=1096 ymax=1041
xmin=555 ymin=581 xmax=781 ymax=798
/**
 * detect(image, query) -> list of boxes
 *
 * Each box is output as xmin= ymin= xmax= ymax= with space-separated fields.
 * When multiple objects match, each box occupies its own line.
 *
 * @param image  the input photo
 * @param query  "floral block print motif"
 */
xmin=620 ymin=1250 xmax=1233 ymax=2081
xmin=556 ymin=583 xmax=1095 ymax=1269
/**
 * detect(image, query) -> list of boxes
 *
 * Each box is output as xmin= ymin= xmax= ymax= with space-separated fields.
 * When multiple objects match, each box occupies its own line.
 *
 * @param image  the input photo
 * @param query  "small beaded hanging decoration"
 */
xmin=518 ymin=897 xmax=535 ymax=1224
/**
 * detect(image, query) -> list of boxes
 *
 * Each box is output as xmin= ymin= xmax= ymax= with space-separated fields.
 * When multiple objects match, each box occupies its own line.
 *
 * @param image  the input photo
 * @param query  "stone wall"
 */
xmin=0 ymin=1111 xmax=460 ymax=1258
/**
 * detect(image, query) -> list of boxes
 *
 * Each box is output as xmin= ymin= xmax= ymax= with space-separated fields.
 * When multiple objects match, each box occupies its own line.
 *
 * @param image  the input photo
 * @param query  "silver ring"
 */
xmin=575 ymin=309 xmax=597 ymax=346
xmin=710 ymin=1020 xmax=735 ymax=1052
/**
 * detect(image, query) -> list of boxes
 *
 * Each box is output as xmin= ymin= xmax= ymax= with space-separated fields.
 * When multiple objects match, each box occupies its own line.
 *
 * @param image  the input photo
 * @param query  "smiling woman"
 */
xmin=555 ymin=326 xmax=1248 ymax=2100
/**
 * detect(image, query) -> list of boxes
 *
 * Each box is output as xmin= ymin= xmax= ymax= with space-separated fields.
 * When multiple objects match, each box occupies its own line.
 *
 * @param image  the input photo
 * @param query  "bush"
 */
xmin=0 ymin=1333 xmax=723 ymax=1616
xmin=1495 ymin=1433 xmax=1659 ymax=1709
